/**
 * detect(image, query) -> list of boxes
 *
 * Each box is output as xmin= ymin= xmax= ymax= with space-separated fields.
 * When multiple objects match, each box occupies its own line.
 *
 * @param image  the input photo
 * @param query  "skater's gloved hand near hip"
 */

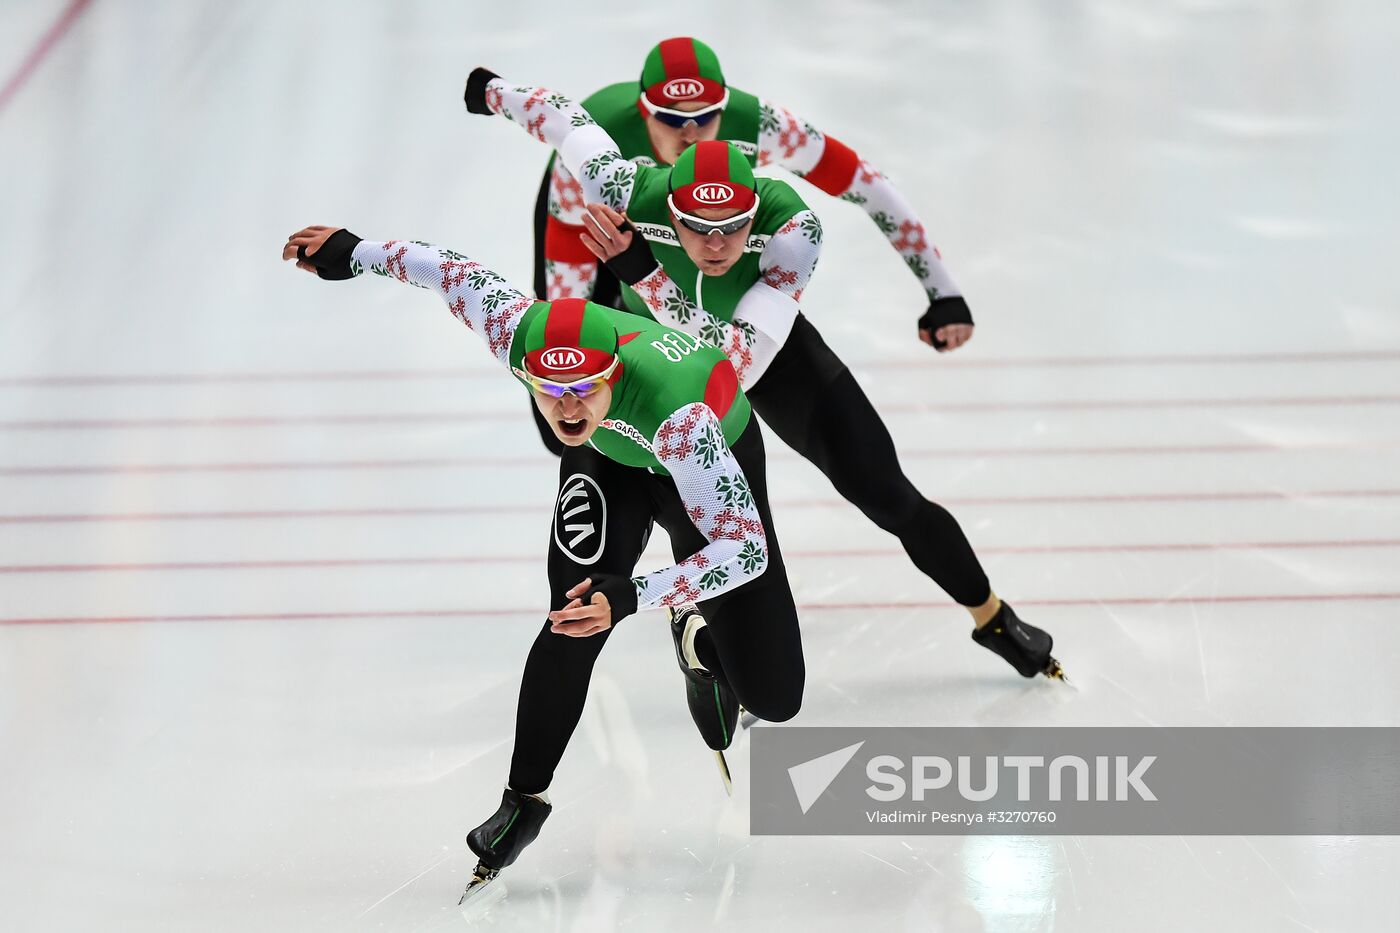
xmin=547 ymin=575 xmax=639 ymax=637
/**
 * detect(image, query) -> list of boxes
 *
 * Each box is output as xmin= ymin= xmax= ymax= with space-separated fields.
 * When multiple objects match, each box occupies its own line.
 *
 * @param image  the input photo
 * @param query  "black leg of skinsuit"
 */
xmin=507 ymin=425 xmax=803 ymax=795
xmin=527 ymin=162 xmax=625 ymax=458
xmin=746 ymin=314 xmax=993 ymax=608
xmin=507 ymin=444 xmax=649 ymax=794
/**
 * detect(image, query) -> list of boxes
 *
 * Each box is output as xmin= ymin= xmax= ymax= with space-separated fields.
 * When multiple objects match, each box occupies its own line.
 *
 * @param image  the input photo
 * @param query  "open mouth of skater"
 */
xmin=557 ymin=412 xmax=588 ymax=437
xmin=514 ymin=339 xmax=620 ymax=447
xmin=552 ymin=394 xmax=596 ymax=439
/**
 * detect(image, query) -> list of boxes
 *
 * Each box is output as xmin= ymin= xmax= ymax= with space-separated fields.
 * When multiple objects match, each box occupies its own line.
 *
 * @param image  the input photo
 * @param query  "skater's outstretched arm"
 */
xmin=465 ymin=68 xmax=638 ymax=214
xmin=282 ymin=226 xmax=535 ymax=367
xmin=576 ymin=203 xmax=821 ymax=388
xmin=756 ymin=100 xmax=974 ymax=352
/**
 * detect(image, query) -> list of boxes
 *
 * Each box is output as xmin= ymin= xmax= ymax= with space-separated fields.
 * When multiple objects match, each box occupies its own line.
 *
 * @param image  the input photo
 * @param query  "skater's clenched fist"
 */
xmin=282 ymin=226 xmax=362 ymax=280
xmin=917 ymin=295 xmax=976 ymax=353
xmin=921 ymin=322 xmax=974 ymax=352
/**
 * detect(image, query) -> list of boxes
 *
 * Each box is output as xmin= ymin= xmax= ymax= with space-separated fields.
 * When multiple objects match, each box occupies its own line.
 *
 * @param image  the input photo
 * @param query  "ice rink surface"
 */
xmin=2 ymin=0 xmax=1399 ymax=929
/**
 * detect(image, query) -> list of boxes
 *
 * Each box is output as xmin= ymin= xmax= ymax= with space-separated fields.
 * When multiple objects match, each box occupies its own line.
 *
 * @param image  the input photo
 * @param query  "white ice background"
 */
xmin=1 ymin=1 xmax=1398 ymax=930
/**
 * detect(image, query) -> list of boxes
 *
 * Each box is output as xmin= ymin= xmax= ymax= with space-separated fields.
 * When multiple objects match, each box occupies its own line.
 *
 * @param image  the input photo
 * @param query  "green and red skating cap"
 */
xmin=640 ymin=37 xmax=726 ymax=109
xmin=521 ymin=298 xmax=619 ymax=379
xmin=669 ymin=140 xmax=757 ymax=214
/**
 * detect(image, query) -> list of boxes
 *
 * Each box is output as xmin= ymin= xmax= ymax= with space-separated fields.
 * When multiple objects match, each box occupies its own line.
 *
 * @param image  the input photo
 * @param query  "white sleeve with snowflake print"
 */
xmin=349 ymin=239 xmax=534 ymax=368
xmin=631 ymin=404 xmax=769 ymax=611
xmin=485 ymin=77 xmax=638 ymax=214
xmin=628 ymin=210 xmax=822 ymax=389
xmin=544 ymin=158 xmax=601 ymax=300
xmin=757 ymin=100 xmax=963 ymax=303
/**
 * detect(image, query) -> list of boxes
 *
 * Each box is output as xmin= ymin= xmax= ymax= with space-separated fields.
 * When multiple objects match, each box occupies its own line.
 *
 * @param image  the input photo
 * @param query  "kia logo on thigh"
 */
xmin=555 ymin=473 xmax=607 ymax=564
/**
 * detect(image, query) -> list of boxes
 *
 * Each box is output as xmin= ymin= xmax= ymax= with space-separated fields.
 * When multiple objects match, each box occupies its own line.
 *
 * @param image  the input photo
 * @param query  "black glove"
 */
xmin=579 ymin=573 xmax=639 ymax=624
xmin=297 ymin=229 xmax=362 ymax=281
xmin=917 ymin=295 xmax=974 ymax=350
xmin=603 ymin=219 xmax=661 ymax=286
xmin=464 ymin=67 xmax=501 ymax=115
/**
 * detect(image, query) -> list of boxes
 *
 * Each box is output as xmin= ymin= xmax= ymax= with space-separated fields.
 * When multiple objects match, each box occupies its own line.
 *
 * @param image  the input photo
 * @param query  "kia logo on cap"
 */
xmin=663 ymin=78 xmax=704 ymax=101
xmin=541 ymin=347 xmax=586 ymax=370
xmin=693 ymin=183 xmax=735 ymax=205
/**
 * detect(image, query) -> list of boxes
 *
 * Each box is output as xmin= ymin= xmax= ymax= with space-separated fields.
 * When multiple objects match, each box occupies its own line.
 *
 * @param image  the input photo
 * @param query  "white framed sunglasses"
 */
xmin=639 ymin=88 xmax=730 ymax=128
xmin=667 ymin=192 xmax=761 ymax=236
xmin=512 ymin=353 xmax=620 ymax=399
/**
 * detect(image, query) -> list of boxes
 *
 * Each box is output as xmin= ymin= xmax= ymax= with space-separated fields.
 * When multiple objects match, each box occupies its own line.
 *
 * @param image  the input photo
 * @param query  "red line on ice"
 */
xmin=4 ymin=349 xmax=1400 ymax=387
xmin=3 ymin=538 xmax=1399 ymax=576
xmin=4 ymin=592 xmax=1400 ymax=626
xmin=0 ymin=369 xmax=471 ymax=388
xmin=6 ymin=394 xmax=1400 ymax=431
xmin=3 ymin=438 xmax=1396 ymax=478
xmin=0 ymin=487 xmax=1395 ymax=525
xmin=0 ymin=0 xmax=93 ymax=114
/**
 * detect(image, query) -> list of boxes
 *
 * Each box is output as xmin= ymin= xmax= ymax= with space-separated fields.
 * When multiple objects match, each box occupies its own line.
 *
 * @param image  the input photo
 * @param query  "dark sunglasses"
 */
xmin=640 ymin=90 xmax=729 ymax=130
xmin=668 ymin=194 xmax=761 ymax=236
xmin=652 ymin=108 xmax=723 ymax=129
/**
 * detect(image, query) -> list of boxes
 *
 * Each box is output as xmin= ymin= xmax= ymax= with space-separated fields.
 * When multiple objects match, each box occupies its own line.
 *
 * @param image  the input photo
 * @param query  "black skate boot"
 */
xmin=460 ymin=787 xmax=552 ymax=904
xmin=670 ymin=604 xmax=742 ymax=793
xmin=971 ymin=602 xmax=1066 ymax=680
